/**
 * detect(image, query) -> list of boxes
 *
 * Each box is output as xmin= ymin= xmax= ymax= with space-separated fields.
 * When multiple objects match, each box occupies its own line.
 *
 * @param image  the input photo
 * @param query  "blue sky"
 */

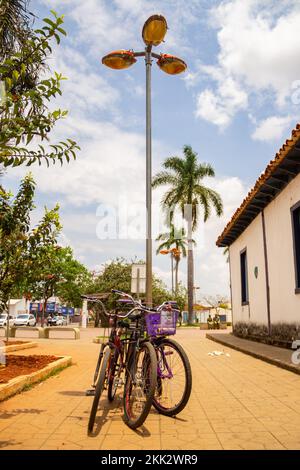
xmin=4 ymin=0 xmax=300 ymax=299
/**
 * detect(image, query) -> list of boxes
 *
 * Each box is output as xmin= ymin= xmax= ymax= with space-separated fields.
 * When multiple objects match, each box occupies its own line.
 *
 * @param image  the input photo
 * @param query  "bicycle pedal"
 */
xmin=85 ymin=389 xmax=95 ymax=396
xmin=115 ymin=378 xmax=124 ymax=387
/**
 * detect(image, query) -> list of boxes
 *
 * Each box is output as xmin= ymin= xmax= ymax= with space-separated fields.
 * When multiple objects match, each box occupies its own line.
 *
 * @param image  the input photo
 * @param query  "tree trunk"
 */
xmin=175 ymin=257 xmax=179 ymax=294
xmin=42 ymin=297 xmax=48 ymax=327
xmin=187 ymin=218 xmax=194 ymax=325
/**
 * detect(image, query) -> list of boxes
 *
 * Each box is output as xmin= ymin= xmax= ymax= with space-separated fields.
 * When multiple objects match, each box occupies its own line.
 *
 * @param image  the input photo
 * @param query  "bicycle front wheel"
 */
xmin=153 ymin=337 xmax=192 ymax=416
xmin=88 ymin=347 xmax=111 ymax=434
xmin=123 ymin=341 xmax=157 ymax=429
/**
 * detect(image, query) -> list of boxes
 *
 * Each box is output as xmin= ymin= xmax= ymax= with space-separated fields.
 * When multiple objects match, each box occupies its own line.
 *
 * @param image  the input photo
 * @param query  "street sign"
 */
xmin=59 ymin=306 xmax=74 ymax=316
xmin=46 ymin=302 xmax=56 ymax=313
xmin=131 ymin=263 xmax=146 ymax=295
xmin=30 ymin=302 xmax=41 ymax=312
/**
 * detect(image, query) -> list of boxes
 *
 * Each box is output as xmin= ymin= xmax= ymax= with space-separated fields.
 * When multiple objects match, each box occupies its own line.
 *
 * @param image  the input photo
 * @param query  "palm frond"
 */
xmin=163 ymin=156 xmax=185 ymax=175
xmin=152 ymin=171 xmax=179 ymax=188
xmin=0 ymin=0 xmax=33 ymax=59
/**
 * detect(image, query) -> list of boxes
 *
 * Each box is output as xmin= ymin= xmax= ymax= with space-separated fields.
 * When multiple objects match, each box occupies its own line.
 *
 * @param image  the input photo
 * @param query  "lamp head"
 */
xmin=102 ymin=50 xmax=136 ymax=70
xmin=157 ymin=54 xmax=187 ymax=75
xmin=142 ymin=14 xmax=167 ymax=46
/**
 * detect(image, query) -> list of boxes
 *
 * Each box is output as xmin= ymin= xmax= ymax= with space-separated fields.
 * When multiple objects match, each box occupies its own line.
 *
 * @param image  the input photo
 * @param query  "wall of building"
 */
xmin=229 ymin=172 xmax=300 ymax=327
xmin=9 ymin=298 xmax=26 ymax=317
xmin=229 ymin=213 xmax=268 ymax=325
xmin=264 ymin=174 xmax=300 ymax=323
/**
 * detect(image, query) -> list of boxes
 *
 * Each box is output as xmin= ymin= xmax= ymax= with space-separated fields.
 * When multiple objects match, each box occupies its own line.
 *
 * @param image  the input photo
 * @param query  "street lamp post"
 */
xmin=102 ymin=15 xmax=187 ymax=306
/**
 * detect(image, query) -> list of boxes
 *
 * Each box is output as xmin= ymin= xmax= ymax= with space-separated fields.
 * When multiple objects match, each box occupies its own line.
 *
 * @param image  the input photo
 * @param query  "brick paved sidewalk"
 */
xmin=207 ymin=333 xmax=300 ymax=375
xmin=1 ymin=328 xmax=300 ymax=450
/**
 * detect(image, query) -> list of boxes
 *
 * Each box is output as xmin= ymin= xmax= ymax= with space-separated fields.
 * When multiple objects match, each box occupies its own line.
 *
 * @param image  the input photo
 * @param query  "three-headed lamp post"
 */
xmin=102 ymin=15 xmax=187 ymax=305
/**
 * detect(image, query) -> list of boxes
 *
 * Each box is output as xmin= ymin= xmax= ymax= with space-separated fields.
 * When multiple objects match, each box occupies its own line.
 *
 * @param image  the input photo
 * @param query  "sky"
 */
xmin=3 ymin=0 xmax=300 ymax=300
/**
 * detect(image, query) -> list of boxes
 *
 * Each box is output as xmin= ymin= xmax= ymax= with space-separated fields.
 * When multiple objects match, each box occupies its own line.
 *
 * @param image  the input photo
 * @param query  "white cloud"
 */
xmin=251 ymin=115 xmax=295 ymax=141
xmin=195 ymin=77 xmax=248 ymax=128
xmin=192 ymin=0 xmax=300 ymax=129
xmin=40 ymin=0 xmax=203 ymax=56
xmin=50 ymin=46 xmax=120 ymax=115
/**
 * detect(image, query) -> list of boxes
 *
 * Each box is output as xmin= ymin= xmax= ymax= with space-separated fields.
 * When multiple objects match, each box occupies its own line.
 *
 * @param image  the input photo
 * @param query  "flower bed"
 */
xmin=0 ymin=355 xmax=59 ymax=384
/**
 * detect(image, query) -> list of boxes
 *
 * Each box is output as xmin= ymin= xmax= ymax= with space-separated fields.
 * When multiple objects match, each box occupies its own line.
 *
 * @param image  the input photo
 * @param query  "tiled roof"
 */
xmin=216 ymin=123 xmax=300 ymax=247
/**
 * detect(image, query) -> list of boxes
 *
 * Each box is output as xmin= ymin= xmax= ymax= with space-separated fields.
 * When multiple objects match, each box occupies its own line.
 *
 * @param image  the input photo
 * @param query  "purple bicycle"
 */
xmin=146 ymin=302 xmax=192 ymax=416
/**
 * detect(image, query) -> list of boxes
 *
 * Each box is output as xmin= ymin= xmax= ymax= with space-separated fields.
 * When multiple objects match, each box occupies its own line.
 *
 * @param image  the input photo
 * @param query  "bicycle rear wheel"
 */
xmin=123 ymin=341 xmax=157 ymax=429
xmin=107 ymin=349 xmax=122 ymax=402
xmin=88 ymin=347 xmax=111 ymax=434
xmin=153 ymin=337 xmax=192 ymax=416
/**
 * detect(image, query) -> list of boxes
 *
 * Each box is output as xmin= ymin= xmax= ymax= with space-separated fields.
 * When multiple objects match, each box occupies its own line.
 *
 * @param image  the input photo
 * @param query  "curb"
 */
xmin=206 ymin=333 xmax=300 ymax=376
xmin=0 ymin=355 xmax=72 ymax=402
xmin=0 ymin=342 xmax=38 ymax=354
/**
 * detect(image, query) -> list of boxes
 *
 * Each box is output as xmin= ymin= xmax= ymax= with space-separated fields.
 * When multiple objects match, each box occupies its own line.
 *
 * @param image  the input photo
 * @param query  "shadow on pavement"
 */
xmin=58 ymin=390 xmax=86 ymax=396
xmin=0 ymin=408 xmax=45 ymax=419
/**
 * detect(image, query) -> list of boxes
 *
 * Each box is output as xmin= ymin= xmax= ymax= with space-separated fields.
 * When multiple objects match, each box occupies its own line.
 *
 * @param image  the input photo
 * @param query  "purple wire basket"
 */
xmin=145 ymin=309 xmax=178 ymax=336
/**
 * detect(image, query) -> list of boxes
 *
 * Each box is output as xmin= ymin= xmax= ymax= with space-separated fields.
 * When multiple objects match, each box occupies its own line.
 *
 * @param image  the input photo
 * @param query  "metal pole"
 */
xmin=145 ymin=46 xmax=152 ymax=306
xmin=6 ymin=297 xmax=10 ymax=343
xmin=137 ymin=268 xmax=140 ymax=301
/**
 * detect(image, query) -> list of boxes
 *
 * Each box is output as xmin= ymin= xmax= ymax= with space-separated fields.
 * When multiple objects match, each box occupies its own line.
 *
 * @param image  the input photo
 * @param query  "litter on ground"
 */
xmin=208 ymin=350 xmax=231 ymax=357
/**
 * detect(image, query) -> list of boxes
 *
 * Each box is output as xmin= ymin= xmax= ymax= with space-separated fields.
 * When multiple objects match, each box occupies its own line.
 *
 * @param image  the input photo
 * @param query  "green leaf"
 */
xmin=43 ymin=18 xmax=56 ymax=29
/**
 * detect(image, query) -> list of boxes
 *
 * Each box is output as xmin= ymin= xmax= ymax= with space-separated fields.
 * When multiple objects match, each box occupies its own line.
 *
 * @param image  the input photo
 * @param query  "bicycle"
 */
xmin=82 ymin=291 xmax=157 ymax=434
xmin=146 ymin=302 xmax=192 ymax=416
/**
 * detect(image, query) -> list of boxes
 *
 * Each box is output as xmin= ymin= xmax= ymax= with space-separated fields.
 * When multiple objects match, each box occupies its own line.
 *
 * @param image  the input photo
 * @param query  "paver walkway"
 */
xmin=1 ymin=328 xmax=300 ymax=450
xmin=207 ymin=333 xmax=300 ymax=375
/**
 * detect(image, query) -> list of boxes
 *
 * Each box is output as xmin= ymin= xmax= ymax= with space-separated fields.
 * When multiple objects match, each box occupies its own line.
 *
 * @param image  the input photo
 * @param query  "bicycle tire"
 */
xmin=107 ymin=349 xmax=121 ymax=402
xmin=93 ymin=346 xmax=104 ymax=386
xmin=153 ymin=337 xmax=192 ymax=416
xmin=123 ymin=341 xmax=157 ymax=429
xmin=88 ymin=347 xmax=111 ymax=434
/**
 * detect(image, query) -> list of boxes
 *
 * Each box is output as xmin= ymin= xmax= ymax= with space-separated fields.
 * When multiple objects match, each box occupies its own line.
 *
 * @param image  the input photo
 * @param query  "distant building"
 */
xmin=8 ymin=299 xmax=26 ymax=317
xmin=217 ymin=124 xmax=300 ymax=342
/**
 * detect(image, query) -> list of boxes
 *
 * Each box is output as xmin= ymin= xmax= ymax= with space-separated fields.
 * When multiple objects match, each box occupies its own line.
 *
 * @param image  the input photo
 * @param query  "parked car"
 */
xmin=0 ymin=313 xmax=15 ymax=327
xmin=47 ymin=315 xmax=67 ymax=326
xmin=14 ymin=314 xmax=36 ymax=327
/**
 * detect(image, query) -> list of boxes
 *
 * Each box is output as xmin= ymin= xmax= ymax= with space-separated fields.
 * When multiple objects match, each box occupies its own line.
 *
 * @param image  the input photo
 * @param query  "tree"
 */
xmin=153 ymin=145 xmax=223 ymax=324
xmin=0 ymin=0 xmax=33 ymax=59
xmin=203 ymin=295 xmax=230 ymax=317
xmin=86 ymin=258 xmax=173 ymax=327
xmin=0 ymin=8 xmax=79 ymax=168
xmin=0 ymin=174 xmax=61 ymax=336
xmin=156 ymin=224 xmax=194 ymax=294
xmin=23 ymin=246 xmax=91 ymax=325
xmin=53 ymin=247 xmax=92 ymax=307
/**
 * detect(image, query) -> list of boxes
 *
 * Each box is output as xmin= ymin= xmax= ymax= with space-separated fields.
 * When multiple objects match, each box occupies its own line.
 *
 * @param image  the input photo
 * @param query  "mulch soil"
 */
xmin=0 ymin=355 xmax=60 ymax=384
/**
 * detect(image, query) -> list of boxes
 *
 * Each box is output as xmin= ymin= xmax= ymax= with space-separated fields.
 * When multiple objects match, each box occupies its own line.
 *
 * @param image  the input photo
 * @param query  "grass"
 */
xmin=22 ymin=364 xmax=71 ymax=391
xmin=177 ymin=324 xmax=200 ymax=328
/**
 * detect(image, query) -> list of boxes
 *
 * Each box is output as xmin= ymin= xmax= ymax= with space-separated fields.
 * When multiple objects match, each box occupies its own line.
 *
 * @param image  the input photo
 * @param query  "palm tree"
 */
xmin=156 ymin=224 xmax=190 ymax=293
xmin=153 ymin=145 xmax=223 ymax=324
xmin=0 ymin=0 xmax=32 ymax=60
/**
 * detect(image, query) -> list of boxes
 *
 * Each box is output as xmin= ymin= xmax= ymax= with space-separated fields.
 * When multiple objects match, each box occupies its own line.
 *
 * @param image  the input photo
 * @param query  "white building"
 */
xmin=8 ymin=298 xmax=27 ymax=317
xmin=217 ymin=124 xmax=300 ymax=341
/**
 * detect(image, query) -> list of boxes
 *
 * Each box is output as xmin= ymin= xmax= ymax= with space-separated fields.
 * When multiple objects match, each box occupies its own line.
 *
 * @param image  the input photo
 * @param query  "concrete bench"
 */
xmin=199 ymin=322 xmax=227 ymax=330
xmin=9 ymin=326 xmax=45 ymax=339
xmin=44 ymin=327 xmax=80 ymax=340
xmin=0 ymin=326 xmax=10 ymax=337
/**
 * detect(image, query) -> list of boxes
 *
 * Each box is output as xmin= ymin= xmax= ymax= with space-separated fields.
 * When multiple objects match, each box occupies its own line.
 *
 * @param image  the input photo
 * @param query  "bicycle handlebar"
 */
xmin=81 ymin=294 xmax=141 ymax=320
xmin=81 ymin=291 xmax=178 ymax=319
